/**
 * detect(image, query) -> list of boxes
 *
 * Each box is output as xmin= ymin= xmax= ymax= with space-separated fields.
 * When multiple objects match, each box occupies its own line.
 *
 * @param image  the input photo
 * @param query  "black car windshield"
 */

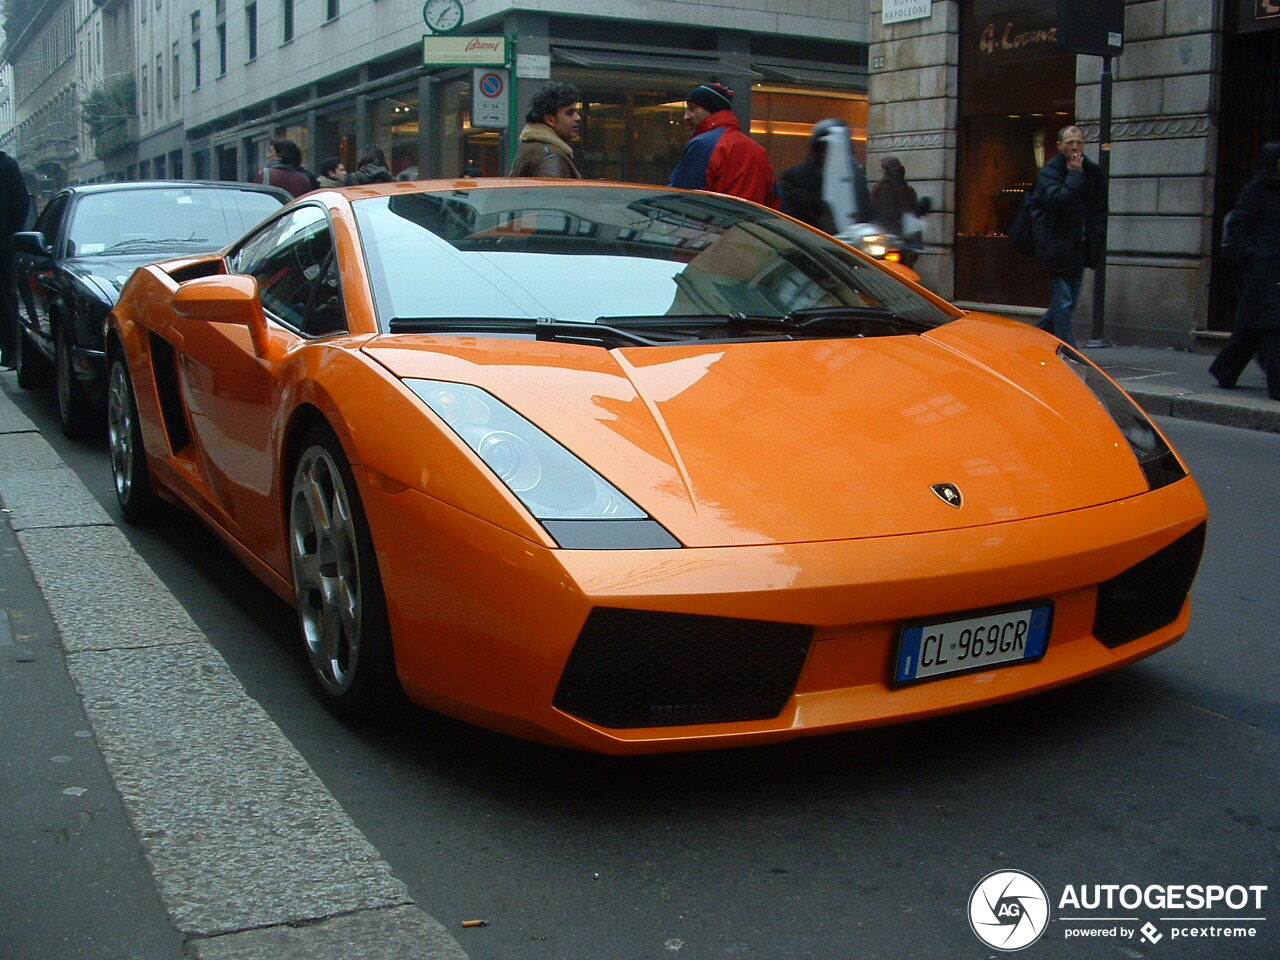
xmin=352 ymin=186 xmax=957 ymax=336
xmin=68 ymin=187 xmax=285 ymax=256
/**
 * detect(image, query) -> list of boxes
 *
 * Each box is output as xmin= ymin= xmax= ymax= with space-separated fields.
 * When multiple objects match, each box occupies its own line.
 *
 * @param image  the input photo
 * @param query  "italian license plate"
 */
xmin=893 ymin=603 xmax=1053 ymax=685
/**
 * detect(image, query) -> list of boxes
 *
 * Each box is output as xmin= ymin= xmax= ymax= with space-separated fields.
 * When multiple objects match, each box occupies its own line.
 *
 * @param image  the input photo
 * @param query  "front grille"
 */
xmin=553 ymin=608 xmax=813 ymax=728
xmin=1093 ymin=523 xmax=1206 ymax=647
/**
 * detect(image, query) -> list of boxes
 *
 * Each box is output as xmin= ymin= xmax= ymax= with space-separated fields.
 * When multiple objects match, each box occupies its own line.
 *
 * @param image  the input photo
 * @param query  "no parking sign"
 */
xmin=472 ymin=68 xmax=509 ymax=128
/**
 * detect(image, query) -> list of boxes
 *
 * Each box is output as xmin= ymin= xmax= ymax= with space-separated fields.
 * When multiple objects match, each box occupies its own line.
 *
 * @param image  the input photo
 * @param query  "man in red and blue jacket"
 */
xmin=668 ymin=83 xmax=780 ymax=209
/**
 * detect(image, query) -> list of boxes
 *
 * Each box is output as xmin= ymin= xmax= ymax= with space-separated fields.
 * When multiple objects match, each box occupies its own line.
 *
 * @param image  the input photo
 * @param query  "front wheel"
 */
xmin=289 ymin=425 xmax=398 ymax=718
xmin=107 ymin=355 xmax=156 ymax=522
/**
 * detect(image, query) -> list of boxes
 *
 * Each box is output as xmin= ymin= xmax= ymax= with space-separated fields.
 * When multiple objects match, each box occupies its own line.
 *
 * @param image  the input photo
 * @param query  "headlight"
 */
xmin=1057 ymin=346 xmax=1186 ymax=490
xmin=857 ymin=233 xmax=889 ymax=259
xmin=406 ymin=379 xmax=680 ymax=549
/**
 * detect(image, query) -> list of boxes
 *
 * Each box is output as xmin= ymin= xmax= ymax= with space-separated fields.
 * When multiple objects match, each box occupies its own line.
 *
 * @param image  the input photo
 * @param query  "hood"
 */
xmin=66 ymin=253 xmax=162 ymax=303
xmin=363 ymin=316 xmax=1151 ymax=548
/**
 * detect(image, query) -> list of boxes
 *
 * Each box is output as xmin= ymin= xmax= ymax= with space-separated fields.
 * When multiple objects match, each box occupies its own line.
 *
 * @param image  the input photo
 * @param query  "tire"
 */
xmin=56 ymin=325 xmax=96 ymax=438
xmin=107 ymin=355 xmax=157 ymax=522
xmin=288 ymin=424 xmax=399 ymax=718
xmin=15 ymin=321 xmax=53 ymax=390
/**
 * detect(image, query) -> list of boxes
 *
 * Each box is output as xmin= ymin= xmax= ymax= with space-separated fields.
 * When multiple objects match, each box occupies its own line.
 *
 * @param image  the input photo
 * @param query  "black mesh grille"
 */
xmin=1094 ymin=524 xmax=1206 ymax=647
xmin=553 ymin=608 xmax=813 ymax=728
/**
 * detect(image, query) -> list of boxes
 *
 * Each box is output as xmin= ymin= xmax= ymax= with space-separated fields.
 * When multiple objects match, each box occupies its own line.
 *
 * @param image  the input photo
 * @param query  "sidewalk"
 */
xmin=1080 ymin=341 xmax=1280 ymax=434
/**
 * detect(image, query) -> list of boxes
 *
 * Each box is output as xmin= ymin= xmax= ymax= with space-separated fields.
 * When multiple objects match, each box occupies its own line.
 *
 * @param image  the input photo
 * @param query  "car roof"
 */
xmin=61 ymin=180 xmax=291 ymax=201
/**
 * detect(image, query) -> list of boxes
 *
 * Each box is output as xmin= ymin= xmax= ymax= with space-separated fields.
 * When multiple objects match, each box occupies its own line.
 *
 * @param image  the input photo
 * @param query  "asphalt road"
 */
xmin=6 ymin=382 xmax=1278 ymax=960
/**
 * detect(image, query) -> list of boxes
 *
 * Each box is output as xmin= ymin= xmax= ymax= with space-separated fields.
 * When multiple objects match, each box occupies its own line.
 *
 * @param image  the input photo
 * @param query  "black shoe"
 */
xmin=1214 ymin=378 xmax=1237 ymax=389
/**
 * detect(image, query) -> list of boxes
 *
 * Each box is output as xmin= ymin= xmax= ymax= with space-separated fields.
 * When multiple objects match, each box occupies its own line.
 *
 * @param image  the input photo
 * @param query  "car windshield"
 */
xmin=68 ymin=187 xmax=285 ymax=256
xmin=352 ymin=186 xmax=957 ymax=336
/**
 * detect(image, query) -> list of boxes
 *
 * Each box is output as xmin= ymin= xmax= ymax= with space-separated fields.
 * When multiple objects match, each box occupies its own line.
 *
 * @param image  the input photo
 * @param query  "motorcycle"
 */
xmin=818 ymin=122 xmax=928 ymax=282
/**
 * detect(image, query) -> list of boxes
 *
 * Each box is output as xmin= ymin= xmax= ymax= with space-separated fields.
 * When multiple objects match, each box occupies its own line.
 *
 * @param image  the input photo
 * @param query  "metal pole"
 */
xmin=1086 ymin=54 xmax=1113 ymax=348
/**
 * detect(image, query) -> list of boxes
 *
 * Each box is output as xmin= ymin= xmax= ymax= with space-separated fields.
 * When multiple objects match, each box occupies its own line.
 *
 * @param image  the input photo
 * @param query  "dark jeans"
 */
xmin=0 ymin=249 xmax=17 ymax=365
xmin=1036 ymin=270 xmax=1083 ymax=347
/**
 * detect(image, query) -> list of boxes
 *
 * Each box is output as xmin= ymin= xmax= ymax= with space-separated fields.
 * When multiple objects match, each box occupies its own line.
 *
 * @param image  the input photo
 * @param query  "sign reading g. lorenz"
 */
xmin=975 ymin=0 xmax=1059 ymax=63
xmin=1234 ymin=0 xmax=1280 ymax=32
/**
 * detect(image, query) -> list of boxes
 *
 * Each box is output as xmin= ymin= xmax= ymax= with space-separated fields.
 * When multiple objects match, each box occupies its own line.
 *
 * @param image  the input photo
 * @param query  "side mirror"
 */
xmin=173 ymin=274 xmax=272 ymax=356
xmin=11 ymin=231 xmax=52 ymax=257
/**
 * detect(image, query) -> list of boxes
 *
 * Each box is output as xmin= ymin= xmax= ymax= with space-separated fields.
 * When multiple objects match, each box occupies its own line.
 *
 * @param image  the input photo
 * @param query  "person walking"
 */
xmin=778 ymin=119 xmax=871 ymax=234
xmin=0 ymin=149 xmax=30 ymax=368
xmin=1031 ymin=124 xmax=1106 ymax=347
xmin=343 ymin=145 xmax=395 ymax=185
xmin=668 ymin=82 xmax=779 ymax=208
xmin=253 ymin=138 xmax=318 ymax=197
xmin=509 ymin=82 xmax=583 ymax=178
xmin=871 ymin=156 xmax=919 ymax=239
xmin=1210 ymin=140 xmax=1280 ymax=400
xmin=315 ymin=157 xmax=347 ymax=188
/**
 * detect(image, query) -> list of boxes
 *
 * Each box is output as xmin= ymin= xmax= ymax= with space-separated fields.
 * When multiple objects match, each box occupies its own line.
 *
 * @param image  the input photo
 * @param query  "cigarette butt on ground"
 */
xmin=461 ymin=919 xmax=488 ymax=928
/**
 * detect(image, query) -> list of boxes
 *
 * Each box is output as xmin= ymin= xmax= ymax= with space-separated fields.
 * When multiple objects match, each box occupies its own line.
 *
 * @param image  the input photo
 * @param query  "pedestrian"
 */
xmin=463 ymin=157 xmax=483 ymax=177
xmin=343 ymin=144 xmax=395 ymax=185
xmin=0 ymin=148 xmax=30 ymax=369
xmin=508 ymin=81 xmax=583 ymax=178
xmin=669 ymin=82 xmax=778 ymax=208
xmin=253 ymin=138 xmax=318 ymax=197
xmin=1210 ymin=140 xmax=1280 ymax=400
xmin=1030 ymin=124 xmax=1106 ymax=347
xmin=315 ymin=156 xmax=347 ymax=188
xmin=778 ymin=119 xmax=871 ymax=234
xmin=871 ymin=156 xmax=920 ymax=239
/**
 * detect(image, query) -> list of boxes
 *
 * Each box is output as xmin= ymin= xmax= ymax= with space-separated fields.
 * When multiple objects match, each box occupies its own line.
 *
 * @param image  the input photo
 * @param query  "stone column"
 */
xmin=866 ymin=0 xmax=959 ymax=297
xmin=1074 ymin=3 xmax=1218 ymax=347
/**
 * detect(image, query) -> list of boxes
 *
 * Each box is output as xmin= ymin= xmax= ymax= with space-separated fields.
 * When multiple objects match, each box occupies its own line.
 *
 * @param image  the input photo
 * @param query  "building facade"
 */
xmin=868 ymin=0 xmax=1280 ymax=349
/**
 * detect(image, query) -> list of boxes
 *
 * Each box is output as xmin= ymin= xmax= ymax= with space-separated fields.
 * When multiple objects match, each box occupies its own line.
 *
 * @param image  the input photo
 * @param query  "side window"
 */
xmin=303 ymin=252 xmax=346 ymax=336
xmin=242 ymin=206 xmax=340 ymax=334
xmin=34 ymin=194 xmax=70 ymax=248
xmin=226 ymin=211 xmax=290 ymax=275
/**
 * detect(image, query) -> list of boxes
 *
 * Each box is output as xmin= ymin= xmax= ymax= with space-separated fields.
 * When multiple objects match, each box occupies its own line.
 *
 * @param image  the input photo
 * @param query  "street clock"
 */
xmin=423 ymin=0 xmax=464 ymax=33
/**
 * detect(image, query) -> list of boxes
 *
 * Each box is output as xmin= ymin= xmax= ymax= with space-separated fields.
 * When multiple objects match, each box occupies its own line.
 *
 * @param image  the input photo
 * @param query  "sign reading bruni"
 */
xmin=422 ymin=35 xmax=506 ymax=67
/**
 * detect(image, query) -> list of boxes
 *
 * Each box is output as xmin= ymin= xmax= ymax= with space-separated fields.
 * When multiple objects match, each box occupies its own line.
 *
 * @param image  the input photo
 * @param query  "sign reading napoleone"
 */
xmin=883 ymin=0 xmax=932 ymax=25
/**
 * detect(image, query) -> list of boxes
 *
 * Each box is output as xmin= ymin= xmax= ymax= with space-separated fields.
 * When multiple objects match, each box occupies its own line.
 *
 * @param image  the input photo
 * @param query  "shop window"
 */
xmin=318 ymin=108 xmax=358 ymax=172
xmin=751 ymin=85 xmax=868 ymax=173
xmin=436 ymin=78 xmax=501 ymax=178
xmin=373 ymin=94 xmax=420 ymax=178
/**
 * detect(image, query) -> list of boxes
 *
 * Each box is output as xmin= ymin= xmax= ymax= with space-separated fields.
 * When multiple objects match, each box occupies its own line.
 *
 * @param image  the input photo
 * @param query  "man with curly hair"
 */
xmin=509 ymin=81 xmax=583 ymax=178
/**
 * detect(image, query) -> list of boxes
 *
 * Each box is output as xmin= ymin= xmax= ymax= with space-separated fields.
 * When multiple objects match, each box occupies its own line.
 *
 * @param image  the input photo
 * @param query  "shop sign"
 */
xmin=423 ymin=34 xmax=507 ymax=66
xmin=883 ymin=0 xmax=932 ymax=25
xmin=472 ymin=68 xmax=509 ymax=128
xmin=1233 ymin=0 xmax=1280 ymax=33
xmin=973 ymin=0 xmax=1060 ymax=64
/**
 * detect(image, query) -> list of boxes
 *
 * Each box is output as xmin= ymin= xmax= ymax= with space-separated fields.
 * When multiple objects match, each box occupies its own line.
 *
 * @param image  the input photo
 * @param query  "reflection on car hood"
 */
xmin=67 ymin=253 xmax=170 ymax=303
xmin=364 ymin=315 xmax=1152 ymax=547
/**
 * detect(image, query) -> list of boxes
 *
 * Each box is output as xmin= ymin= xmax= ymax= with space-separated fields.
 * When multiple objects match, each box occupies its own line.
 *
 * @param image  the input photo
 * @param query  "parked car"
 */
xmin=106 ymin=180 xmax=1208 ymax=753
xmin=10 ymin=180 xmax=290 ymax=435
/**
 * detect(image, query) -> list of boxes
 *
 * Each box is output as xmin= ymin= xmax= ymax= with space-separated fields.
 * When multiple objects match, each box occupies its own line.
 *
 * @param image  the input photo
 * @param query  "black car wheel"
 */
xmin=288 ymin=423 xmax=399 ymax=718
xmin=56 ymin=325 xmax=96 ymax=437
xmin=14 ymin=321 xmax=53 ymax=390
xmin=107 ymin=355 xmax=156 ymax=522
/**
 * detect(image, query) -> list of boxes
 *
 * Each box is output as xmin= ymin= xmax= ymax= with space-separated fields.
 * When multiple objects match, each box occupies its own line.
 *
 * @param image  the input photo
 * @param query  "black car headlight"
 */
xmin=406 ymin=379 xmax=680 ymax=549
xmin=1057 ymin=346 xmax=1186 ymax=490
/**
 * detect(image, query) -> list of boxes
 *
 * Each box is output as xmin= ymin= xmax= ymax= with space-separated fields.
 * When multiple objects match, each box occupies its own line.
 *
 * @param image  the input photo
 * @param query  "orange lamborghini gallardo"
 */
xmin=106 ymin=181 xmax=1208 ymax=753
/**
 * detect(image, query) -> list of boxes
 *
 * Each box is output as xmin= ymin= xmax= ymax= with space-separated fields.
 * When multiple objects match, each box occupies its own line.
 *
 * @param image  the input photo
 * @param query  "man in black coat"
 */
xmin=1031 ymin=125 xmax=1106 ymax=347
xmin=0 ymin=150 xmax=31 ymax=368
xmin=779 ymin=119 xmax=871 ymax=235
xmin=1210 ymin=140 xmax=1280 ymax=400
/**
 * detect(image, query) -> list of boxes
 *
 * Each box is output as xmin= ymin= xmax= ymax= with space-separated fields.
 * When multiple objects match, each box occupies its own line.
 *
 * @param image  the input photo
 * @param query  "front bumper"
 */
xmin=362 ymin=473 xmax=1208 ymax=754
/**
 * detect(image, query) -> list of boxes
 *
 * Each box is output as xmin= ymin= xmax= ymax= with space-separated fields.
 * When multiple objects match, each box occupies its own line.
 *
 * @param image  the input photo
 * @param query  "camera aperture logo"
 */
xmin=969 ymin=870 xmax=1050 ymax=951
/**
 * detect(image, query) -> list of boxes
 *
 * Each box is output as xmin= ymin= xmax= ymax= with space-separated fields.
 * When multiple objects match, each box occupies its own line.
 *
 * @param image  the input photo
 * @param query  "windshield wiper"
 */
xmin=599 ymin=308 xmax=933 ymax=337
xmin=387 ymin=316 xmax=674 ymax=347
xmin=781 ymin=305 xmax=932 ymax=332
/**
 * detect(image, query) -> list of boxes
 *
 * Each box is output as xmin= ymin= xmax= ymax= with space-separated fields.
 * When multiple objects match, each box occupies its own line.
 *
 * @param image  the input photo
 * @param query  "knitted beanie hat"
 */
xmin=687 ymin=82 xmax=735 ymax=113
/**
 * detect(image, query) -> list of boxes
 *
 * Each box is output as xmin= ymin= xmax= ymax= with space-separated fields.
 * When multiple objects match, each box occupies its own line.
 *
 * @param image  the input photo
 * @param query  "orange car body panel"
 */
xmin=108 ymin=182 xmax=1209 ymax=753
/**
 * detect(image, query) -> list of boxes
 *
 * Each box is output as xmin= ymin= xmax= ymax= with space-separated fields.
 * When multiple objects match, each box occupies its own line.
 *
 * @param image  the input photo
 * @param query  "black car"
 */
xmin=10 ymin=180 xmax=289 ymax=435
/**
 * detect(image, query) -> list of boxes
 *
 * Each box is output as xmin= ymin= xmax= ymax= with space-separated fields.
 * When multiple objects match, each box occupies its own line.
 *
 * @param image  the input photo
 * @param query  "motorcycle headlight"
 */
xmin=1057 ymin=346 xmax=1186 ymax=490
xmin=406 ymin=379 xmax=680 ymax=549
xmin=857 ymin=233 xmax=889 ymax=259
